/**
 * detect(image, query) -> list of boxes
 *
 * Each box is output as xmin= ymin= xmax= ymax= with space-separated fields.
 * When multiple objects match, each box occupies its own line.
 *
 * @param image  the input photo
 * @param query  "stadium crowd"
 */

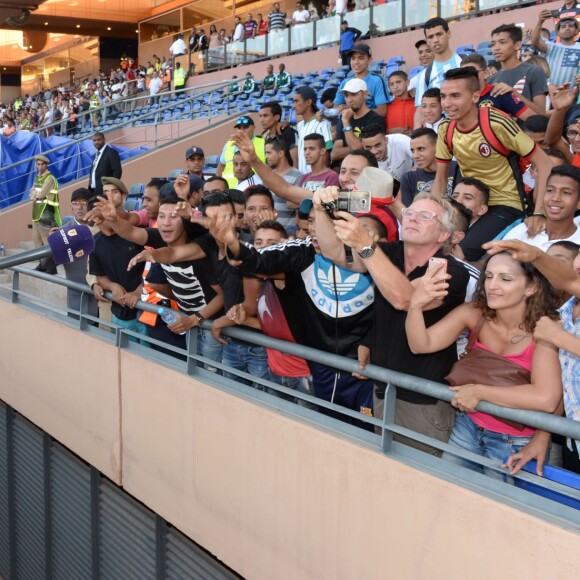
xmin=26 ymin=3 xmax=580 ymax=481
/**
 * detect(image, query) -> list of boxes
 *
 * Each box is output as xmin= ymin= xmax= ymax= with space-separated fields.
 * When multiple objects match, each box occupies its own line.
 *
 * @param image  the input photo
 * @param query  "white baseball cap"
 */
xmin=339 ymin=78 xmax=368 ymax=94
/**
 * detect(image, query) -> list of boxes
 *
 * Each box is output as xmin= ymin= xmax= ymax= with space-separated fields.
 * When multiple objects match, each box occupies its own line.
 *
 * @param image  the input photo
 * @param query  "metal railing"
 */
xmin=0 ymin=77 xmax=244 ymax=209
xmin=1 ymin=264 xmax=579 ymax=527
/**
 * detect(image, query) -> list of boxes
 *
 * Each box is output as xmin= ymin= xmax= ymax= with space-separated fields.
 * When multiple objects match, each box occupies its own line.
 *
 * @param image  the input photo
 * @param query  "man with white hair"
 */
xmin=314 ymin=188 xmax=470 ymax=455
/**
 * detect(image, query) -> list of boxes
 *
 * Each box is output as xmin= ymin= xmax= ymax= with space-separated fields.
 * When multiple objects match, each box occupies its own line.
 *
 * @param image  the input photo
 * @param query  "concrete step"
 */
xmin=18 ymin=240 xmax=34 ymax=250
xmin=0 ymin=273 xmax=10 ymax=284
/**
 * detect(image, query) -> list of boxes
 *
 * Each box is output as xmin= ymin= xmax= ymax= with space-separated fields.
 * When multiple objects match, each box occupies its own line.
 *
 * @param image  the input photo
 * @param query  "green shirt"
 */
xmin=275 ymin=71 xmax=291 ymax=88
xmin=243 ymin=78 xmax=255 ymax=93
xmin=228 ymin=81 xmax=239 ymax=94
xmin=262 ymin=73 xmax=276 ymax=89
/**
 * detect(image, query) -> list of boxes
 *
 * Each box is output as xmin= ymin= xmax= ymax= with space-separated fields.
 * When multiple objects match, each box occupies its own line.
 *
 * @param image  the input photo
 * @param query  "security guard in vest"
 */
xmin=30 ymin=154 xmax=61 ymax=274
xmin=173 ymin=61 xmax=187 ymax=92
xmin=216 ymin=116 xmax=266 ymax=187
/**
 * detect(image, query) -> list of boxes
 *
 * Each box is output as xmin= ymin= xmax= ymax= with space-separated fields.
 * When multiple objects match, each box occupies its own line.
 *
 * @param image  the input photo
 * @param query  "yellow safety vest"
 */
xmin=222 ymin=137 xmax=266 ymax=187
xmin=173 ymin=67 xmax=186 ymax=87
xmin=32 ymin=172 xmax=62 ymax=226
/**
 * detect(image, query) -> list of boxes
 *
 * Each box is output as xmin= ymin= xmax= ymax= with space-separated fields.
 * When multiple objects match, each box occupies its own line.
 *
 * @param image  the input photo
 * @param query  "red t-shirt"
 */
xmin=573 ymin=153 xmax=580 ymax=168
xmin=386 ymin=97 xmax=415 ymax=132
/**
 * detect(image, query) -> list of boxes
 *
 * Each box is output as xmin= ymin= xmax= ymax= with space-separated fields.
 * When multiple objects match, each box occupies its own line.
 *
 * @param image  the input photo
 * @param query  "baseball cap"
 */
xmin=185 ymin=146 xmax=205 ymax=159
xmin=349 ymin=43 xmax=372 ymax=57
xmin=295 ymin=86 xmax=319 ymax=111
xmin=234 ymin=115 xmax=254 ymax=127
xmin=188 ymin=175 xmax=205 ymax=194
xmin=71 ymin=187 xmax=92 ymax=202
xmin=101 ymin=177 xmax=128 ymax=194
xmin=340 ymin=78 xmax=368 ymax=94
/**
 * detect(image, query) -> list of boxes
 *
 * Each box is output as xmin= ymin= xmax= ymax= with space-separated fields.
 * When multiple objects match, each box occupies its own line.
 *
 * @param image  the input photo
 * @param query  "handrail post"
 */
xmin=10 ymin=271 xmax=19 ymax=304
xmin=381 ymin=383 xmax=397 ymax=453
xmin=186 ymin=329 xmax=199 ymax=376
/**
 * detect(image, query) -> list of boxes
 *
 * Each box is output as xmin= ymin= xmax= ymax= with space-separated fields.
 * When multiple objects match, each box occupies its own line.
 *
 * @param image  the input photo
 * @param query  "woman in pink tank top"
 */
xmin=405 ymin=251 xmax=563 ymax=474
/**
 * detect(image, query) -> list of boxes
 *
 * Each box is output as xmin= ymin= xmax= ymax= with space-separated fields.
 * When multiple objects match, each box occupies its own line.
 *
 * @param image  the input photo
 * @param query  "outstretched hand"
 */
xmin=482 ymin=239 xmax=541 ymax=263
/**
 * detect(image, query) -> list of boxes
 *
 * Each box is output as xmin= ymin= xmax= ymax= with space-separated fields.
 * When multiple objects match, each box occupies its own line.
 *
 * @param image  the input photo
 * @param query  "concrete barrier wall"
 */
xmin=0 ymin=301 xmax=122 ymax=483
xmin=1 ymin=301 xmax=578 ymax=579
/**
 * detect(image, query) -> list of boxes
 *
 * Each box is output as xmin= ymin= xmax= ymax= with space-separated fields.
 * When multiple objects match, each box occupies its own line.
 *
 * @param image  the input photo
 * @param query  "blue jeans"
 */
xmin=112 ymin=314 xmax=148 ymax=345
xmin=268 ymin=371 xmax=318 ymax=409
xmin=222 ymin=338 xmax=269 ymax=388
xmin=196 ymin=328 xmax=222 ymax=372
xmin=445 ymin=412 xmax=533 ymax=479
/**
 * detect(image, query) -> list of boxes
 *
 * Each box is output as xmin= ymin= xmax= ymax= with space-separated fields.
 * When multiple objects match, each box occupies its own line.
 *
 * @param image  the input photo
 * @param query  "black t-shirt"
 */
xmin=89 ymin=232 xmax=145 ymax=320
xmin=144 ymin=230 xmax=217 ymax=315
xmin=335 ymin=110 xmax=386 ymax=143
xmin=361 ymin=242 xmax=469 ymax=404
xmin=400 ymin=163 xmax=460 ymax=206
xmin=195 ymin=233 xmax=245 ymax=312
xmin=262 ymin=125 xmax=298 ymax=151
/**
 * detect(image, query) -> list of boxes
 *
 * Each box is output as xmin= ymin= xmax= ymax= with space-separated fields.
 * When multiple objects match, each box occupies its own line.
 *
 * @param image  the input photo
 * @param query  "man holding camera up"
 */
xmin=314 ymin=188 xmax=470 ymax=455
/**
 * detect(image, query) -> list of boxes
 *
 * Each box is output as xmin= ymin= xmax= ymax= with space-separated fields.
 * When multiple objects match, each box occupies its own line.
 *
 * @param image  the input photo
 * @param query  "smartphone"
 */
xmin=428 ymin=257 xmax=448 ymax=277
xmin=335 ymin=191 xmax=371 ymax=213
xmin=550 ymin=10 xmax=560 ymax=18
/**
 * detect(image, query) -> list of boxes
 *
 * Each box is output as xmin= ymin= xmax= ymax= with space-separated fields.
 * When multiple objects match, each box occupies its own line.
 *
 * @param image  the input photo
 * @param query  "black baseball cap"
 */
xmin=71 ymin=187 xmax=91 ymax=201
xmin=349 ymin=43 xmax=372 ymax=57
xmin=185 ymin=146 xmax=205 ymax=159
xmin=295 ymin=86 xmax=319 ymax=111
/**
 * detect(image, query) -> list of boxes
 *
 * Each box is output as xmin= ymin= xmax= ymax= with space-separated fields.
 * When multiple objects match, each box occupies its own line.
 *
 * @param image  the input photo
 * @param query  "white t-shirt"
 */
xmin=233 ymin=23 xmax=245 ymax=42
xmin=149 ymin=77 xmax=164 ymax=95
xmin=169 ymin=38 xmax=187 ymax=56
xmin=504 ymin=222 xmax=580 ymax=250
xmin=296 ymin=117 xmax=333 ymax=173
xmin=293 ymin=9 xmax=310 ymax=23
xmin=236 ymin=174 xmax=264 ymax=190
xmin=377 ymin=133 xmax=413 ymax=181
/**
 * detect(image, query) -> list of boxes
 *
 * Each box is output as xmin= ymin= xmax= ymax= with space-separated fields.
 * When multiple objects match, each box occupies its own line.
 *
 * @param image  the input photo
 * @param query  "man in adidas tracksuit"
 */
xmin=213 ymin=199 xmax=375 ymax=418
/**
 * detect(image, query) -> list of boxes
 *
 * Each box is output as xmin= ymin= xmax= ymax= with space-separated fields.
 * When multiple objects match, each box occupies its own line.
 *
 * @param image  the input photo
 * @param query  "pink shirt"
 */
xmin=468 ymin=339 xmax=535 ymax=437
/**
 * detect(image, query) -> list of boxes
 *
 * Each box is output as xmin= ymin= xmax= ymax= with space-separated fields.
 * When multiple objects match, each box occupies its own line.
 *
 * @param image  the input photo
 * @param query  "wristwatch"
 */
xmin=193 ymin=312 xmax=205 ymax=325
xmin=343 ymin=125 xmax=353 ymax=132
xmin=358 ymin=243 xmax=376 ymax=259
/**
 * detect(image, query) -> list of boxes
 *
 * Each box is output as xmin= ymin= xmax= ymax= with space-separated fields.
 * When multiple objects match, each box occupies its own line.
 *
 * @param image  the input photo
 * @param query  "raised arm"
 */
xmin=530 ymin=10 xmax=549 ymax=55
xmin=406 ymin=274 xmax=477 ymax=353
xmin=232 ymin=130 xmax=311 ymax=204
xmin=85 ymin=193 xmax=148 ymax=246
xmin=484 ymin=239 xmax=580 ymax=297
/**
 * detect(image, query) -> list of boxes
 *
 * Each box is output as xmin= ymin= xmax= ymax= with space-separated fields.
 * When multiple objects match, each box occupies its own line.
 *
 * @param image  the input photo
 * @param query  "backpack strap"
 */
xmin=445 ymin=120 xmax=456 ymax=155
xmin=479 ymin=107 xmax=510 ymax=157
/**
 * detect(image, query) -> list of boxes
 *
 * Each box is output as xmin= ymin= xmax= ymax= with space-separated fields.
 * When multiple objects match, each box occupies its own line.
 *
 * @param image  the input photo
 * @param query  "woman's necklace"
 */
xmin=510 ymin=332 xmax=531 ymax=345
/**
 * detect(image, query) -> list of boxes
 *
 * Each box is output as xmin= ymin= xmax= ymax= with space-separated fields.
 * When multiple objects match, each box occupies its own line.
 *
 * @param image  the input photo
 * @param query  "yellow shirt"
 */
xmin=436 ymin=108 xmax=536 ymax=211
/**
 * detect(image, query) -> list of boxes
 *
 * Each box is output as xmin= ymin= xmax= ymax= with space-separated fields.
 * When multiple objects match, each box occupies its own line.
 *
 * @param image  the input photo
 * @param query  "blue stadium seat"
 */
xmin=168 ymin=169 xmax=185 ymax=180
xmin=516 ymin=460 xmax=580 ymax=510
xmin=123 ymin=199 xmax=139 ymax=212
xmin=204 ymin=155 xmax=220 ymax=172
xmin=128 ymin=183 xmax=144 ymax=198
xmin=457 ymin=44 xmax=475 ymax=55
xmin=477 ymin=40 xmax=491 ymax=51
xmin=321 ymin=67 xmax=334 ymax=75
xmin=409 ymin=66 xmax=423 ymax=79
xmin=387 ymin=56 xmax=404 ymax=66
